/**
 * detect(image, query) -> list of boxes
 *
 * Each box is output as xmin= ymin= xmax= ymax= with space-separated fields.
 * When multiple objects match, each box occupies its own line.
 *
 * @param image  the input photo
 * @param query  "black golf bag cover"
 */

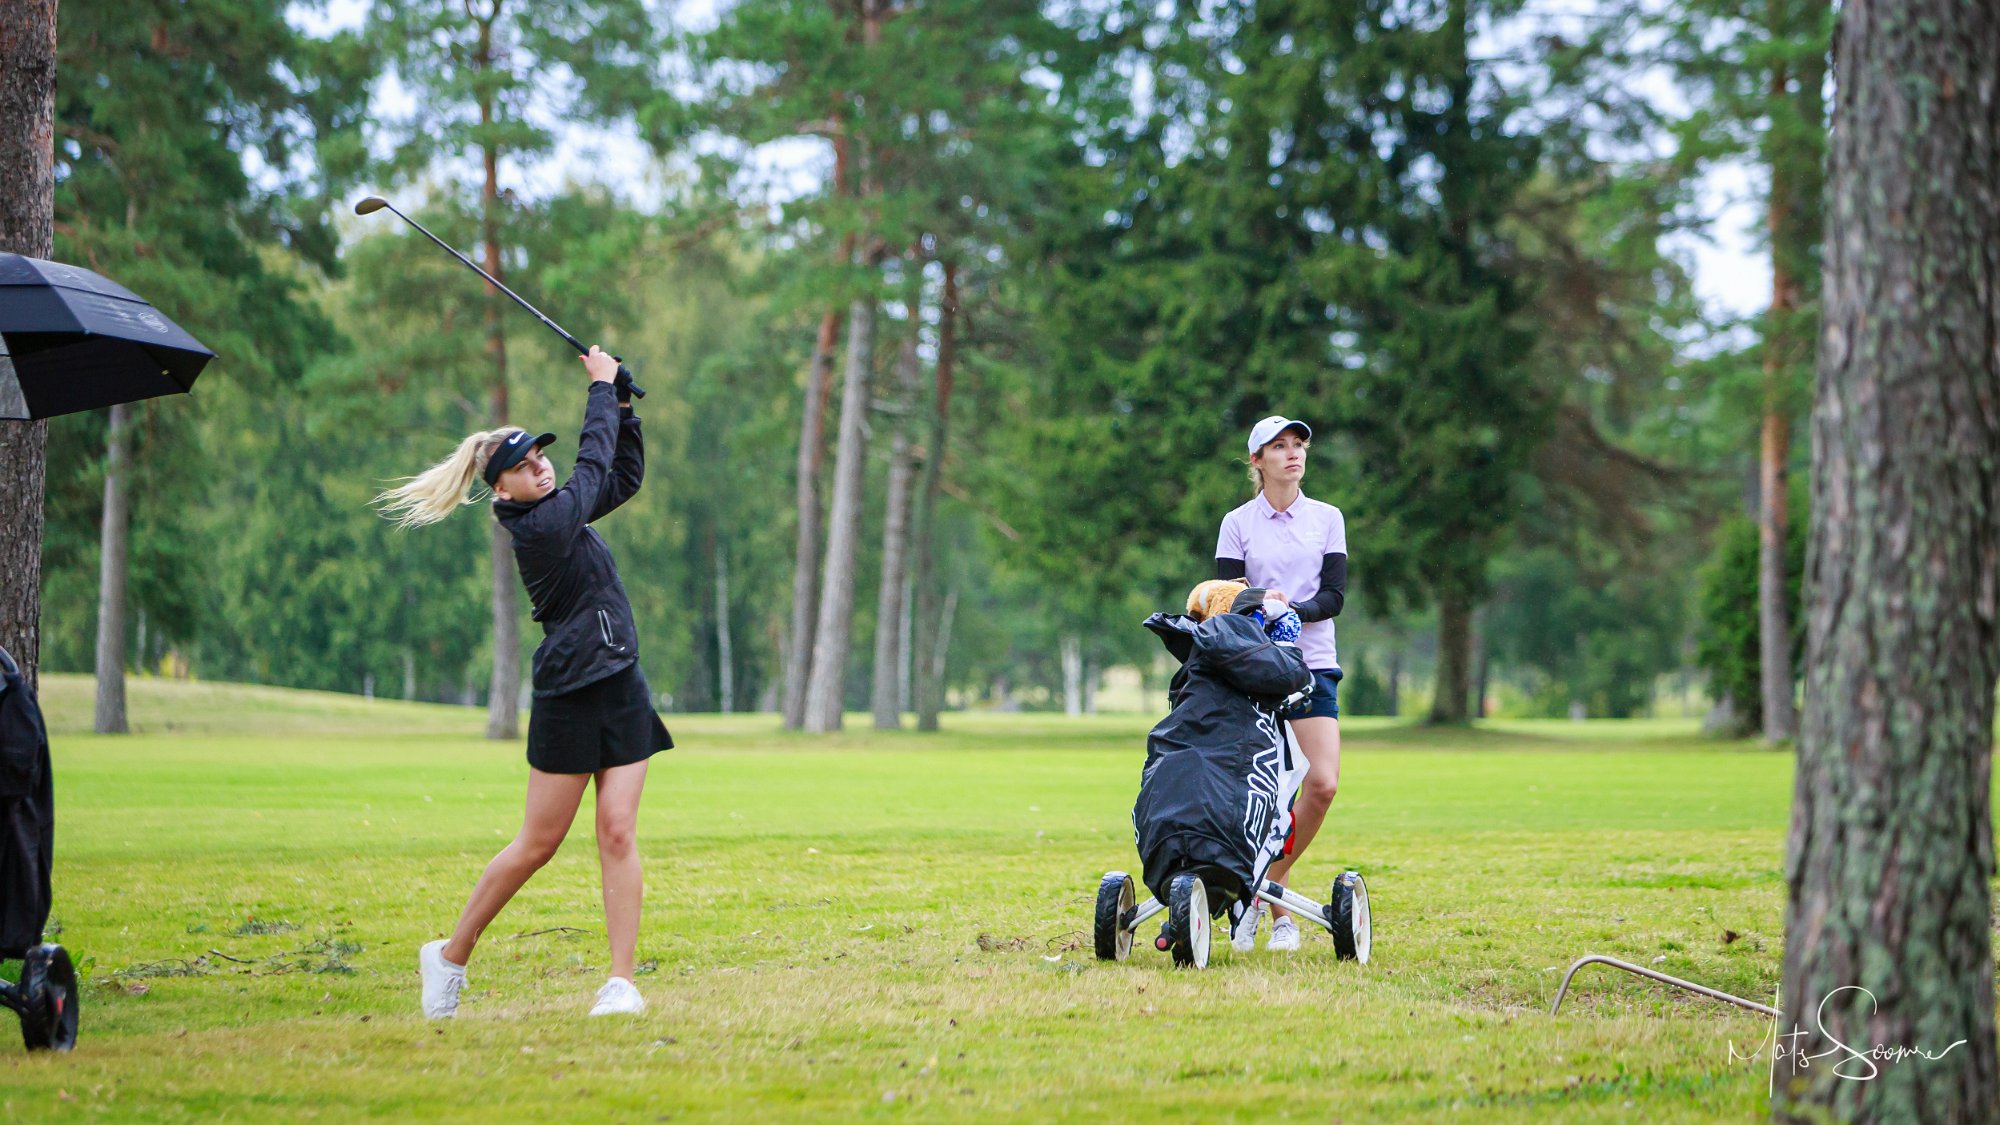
xmin=0 ymin=650 xmax=53 ymax=959
xmin=1133 ymin=611 xmax=1311 ymax=909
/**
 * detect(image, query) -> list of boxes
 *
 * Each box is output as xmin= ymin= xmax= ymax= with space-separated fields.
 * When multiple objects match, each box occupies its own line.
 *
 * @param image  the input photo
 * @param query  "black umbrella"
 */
xmin=0 ymin=253 xmax=216 ymax=421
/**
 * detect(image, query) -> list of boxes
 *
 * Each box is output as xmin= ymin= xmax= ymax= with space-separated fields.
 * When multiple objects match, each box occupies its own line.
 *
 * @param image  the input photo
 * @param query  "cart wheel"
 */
xmin=1093 ymin=871 xmax=1136 ymax=961
xmin=19 ymin=944 xmax=79 ymax=1052
xmin=1329 ymin=871 xmax=1370 ymax=964
xmin=1167 ymin=873 xmax=1210 ymax=969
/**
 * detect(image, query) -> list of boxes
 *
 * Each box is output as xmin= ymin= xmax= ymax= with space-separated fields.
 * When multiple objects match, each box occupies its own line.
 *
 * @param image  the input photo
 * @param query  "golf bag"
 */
xmin=0 ymin=645 xmax=76 ymax=1052
xmin=1133 ymin=612 xmax=1311 ymax=919
xmin=0 ymin=646 xmax=52 ymax=959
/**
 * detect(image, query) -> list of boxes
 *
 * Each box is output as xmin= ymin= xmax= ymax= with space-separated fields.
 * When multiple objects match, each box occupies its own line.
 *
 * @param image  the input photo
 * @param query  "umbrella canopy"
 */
xmin=0 ymin=253 xmax=216 ymax=421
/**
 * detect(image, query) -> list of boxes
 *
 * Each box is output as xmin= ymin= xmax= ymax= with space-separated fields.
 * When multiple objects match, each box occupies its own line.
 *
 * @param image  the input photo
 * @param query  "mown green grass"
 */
xmin=2 ymin=676 xmax=1985 ymax=1121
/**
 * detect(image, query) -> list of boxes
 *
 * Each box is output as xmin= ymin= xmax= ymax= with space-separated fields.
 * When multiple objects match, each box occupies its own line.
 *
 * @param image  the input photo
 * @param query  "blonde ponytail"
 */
xmin=375 ymin=427 xmax=522 ymax=528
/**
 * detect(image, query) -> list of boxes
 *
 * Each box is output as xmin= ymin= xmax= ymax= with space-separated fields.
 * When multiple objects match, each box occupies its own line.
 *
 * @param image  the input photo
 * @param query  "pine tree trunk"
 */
xmin=912 ymin=262 xmax=957 ymax=732
xmin=1387 ymin=648 xmax=1401 ymax=717
xmin=802 ymin=296 xmax=876 ymax=733
xmin=487 ymin=521 xmax=520 ymax=737
xmin=1757 ymin=403 xmax=1795 ymax=740
xmin=1428 ymin=591 xmax=1473 ymax=724
xmin=1473 ymin=640 xmax=1489 ymax=720
xmin=870 ymin=326 xmax=922 ymax=730
xmin=0 ymin=0 xmax=56 ymax=692
xmin=898 ymin=568 xmax=912 ymax=711
xmin=476 ymin=13 xmax=520 ymax=741
xmin=783 ymin=131 xmax=853 ymax=731
xmin=1060 ymin=635 xmax=1082 ymax=717
xmin=1758 ymin=23 xmax=1805 ymax=745
xmin=93 ymin=402 xmax=131 ymax=733
xmin=1776 ymin=2 xmax=2000 ymax=1118
xmin=714 ymin=536 xmax=734 ymax=713
xmin=784 ymin=308 xmax=841 ymax=729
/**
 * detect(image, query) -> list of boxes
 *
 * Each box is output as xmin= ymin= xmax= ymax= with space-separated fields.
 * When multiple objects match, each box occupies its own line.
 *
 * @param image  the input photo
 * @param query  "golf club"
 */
xmin=353 ymin=196 xmax=645 ymax=399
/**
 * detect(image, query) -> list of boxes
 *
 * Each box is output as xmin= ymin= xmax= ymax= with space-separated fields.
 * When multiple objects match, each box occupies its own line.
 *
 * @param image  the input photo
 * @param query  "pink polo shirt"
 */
xmin=1215 ymin=492 xmax=1346 ymax=670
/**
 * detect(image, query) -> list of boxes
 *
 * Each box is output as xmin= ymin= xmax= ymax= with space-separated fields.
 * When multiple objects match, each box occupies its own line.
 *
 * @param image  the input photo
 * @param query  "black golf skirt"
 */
xmin=526 ymin=663 xmax=673 ymax=775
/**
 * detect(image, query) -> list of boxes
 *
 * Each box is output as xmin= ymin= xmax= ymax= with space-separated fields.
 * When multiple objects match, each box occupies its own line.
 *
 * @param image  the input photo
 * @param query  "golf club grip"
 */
xmin=615 ymin=363 xmax=647 ymax=400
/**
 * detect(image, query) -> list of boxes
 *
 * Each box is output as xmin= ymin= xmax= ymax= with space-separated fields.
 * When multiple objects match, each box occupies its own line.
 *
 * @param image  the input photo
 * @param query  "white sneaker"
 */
xmin=589 ymin=976 xmax=645 ymax=1016
xmin=1230 ymin=902 xmax=1265 ymax=953
xmin=419 ymin=939 xmax=467 ymax=1019
xmin=1267 ymin=916 xmax=1302 ymax=952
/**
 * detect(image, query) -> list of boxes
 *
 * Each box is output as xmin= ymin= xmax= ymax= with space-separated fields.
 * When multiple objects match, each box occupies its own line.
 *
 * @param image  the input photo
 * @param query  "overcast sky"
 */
xmin=299 ymin=0 xmax=1768 ymax=321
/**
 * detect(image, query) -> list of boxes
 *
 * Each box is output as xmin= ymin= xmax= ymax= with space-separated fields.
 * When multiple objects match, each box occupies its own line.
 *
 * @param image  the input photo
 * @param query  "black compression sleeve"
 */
xmin=1292 ymin=553 xmax=1347 ymax=622
xmin=1216 ymin=557 xmax=1246 ymax=581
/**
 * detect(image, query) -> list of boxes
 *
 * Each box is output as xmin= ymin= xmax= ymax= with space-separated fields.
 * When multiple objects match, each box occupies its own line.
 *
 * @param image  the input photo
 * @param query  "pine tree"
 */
xmin=366 ymin=0 xmax=657 ymax=737
xmin=1660 ymin=0 xmax=1831 ymax=743
xmin=46 ymin=0 xmax=370 ymax=731
xmin=1776 ymin=1 xmax=2000 ymax=1118
xmin=1021 ymin=0 xmax=1544 ymax=724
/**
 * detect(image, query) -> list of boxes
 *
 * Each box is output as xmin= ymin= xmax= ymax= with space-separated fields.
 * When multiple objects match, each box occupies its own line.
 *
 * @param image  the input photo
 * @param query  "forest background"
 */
xmin=34 ymin=0 xmax=1824 ymax=739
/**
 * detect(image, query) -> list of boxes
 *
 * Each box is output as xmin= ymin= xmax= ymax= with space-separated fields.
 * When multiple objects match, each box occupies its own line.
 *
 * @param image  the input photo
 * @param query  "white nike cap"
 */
xmin=1246 ymin=415 xmax=1312 ymax=454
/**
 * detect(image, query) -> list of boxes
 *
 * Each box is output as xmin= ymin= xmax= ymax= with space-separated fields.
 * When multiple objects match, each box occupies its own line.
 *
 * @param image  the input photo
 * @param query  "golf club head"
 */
xmin=354 ymin=196 xmax=391 ymax=216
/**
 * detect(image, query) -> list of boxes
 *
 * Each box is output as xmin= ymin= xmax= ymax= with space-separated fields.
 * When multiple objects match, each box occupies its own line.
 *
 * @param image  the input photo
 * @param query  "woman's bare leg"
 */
xmin=441 ymin=768 xmax=590 ymax=966
xmin=1265 ymin=715 xmax=1340 ymax=920
xmin=592 ymin=759 xmax=649 ymax=980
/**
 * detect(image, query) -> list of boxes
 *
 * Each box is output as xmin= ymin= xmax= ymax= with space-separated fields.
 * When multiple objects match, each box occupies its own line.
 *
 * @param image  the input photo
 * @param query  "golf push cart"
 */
xmin=1092 ymin=610 xmax=1372 ymax=969
xmin=1 ymin=645 xmax=78 ymax=1051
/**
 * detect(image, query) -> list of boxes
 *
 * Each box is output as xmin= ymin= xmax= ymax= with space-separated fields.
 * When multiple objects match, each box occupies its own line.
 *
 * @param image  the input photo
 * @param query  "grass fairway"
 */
xmin=0 ymin=676 xmax=1965 ymax=1121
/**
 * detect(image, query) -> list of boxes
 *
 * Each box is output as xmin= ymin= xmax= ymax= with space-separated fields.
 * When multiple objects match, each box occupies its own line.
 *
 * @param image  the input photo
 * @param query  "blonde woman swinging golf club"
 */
xmin=377 ymin=346 xmax=669 ymax=1018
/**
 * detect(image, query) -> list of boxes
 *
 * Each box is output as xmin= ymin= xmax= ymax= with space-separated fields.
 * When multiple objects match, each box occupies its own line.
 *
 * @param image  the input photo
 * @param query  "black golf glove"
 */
xmin=614 ymin=366 xmax=635 ymax=406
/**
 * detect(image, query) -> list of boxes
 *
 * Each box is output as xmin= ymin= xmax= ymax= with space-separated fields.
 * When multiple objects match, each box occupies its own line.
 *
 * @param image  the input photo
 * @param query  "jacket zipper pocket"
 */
xmin=597 ymin=609 xmax=627 ymax=654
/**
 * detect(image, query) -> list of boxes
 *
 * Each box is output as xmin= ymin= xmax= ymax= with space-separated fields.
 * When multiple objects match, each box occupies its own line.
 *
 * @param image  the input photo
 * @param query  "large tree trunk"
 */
xmin=0 ymin=0 xmax=56 ymax=691
xmin=870 ymin=320 xmax=922 ymax=730
xmin=714 ymin=536 xmax=733 ymax=713
xmin=93 ymin=401 xmax=131 ymax=733
xmin=782 ymin=130 xmax=853 ymax=731
xmin=912 ymin=262 xmax=958 ymax=731
xmin=476 ymin=13 xmax=520 ymax=741
xmin=802 ymin=296 xmax=876 ymax=733
xmin=1776 ymin=2 xmax=2000 ymax=1119
xmin=1428 ymin=590 xmax=1473 ymax=724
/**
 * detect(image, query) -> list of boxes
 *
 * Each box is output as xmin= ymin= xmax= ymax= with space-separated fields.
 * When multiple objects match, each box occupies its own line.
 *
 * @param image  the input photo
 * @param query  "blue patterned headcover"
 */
xmin=1252 ymin=604 xmax=1303 ymax=644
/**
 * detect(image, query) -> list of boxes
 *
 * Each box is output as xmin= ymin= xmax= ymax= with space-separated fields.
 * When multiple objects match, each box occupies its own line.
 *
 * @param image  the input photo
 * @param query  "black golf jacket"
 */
xmin=493 ymin=382 xmax=646 ymax=699
xmin=1132 ymin=611 xmax=1311 ymax=902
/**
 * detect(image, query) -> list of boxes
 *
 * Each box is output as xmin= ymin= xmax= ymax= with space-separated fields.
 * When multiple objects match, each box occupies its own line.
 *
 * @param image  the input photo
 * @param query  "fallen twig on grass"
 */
xmin=205 ymin=949 xmax=257 ymax=964
xmin=512 ymin=926 xmax=594 ymax=940
xmin=264 ymin=935 xmax=363 ymax=975
xmin=113 ymin=956 xmax=213 ymax=979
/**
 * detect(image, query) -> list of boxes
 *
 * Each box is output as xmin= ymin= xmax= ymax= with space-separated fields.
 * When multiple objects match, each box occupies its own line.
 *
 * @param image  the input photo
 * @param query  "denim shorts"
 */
xmin=1292 ymin=667 xmax=1340 ymax=720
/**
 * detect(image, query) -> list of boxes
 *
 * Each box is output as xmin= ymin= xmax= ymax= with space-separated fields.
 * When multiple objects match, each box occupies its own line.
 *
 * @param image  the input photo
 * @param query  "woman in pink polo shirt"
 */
xmin=1215 ymin=415 xmax=1347 ymax=953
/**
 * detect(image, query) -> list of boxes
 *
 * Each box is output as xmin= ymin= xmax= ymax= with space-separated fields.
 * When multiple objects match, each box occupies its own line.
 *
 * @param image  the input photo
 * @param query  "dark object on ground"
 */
xmin=352 ymin=196 xmax=645 ymax=400
xmin=0 ymin=253 xmax=214 ymax=420
xmin=0 ymin=644 xmax=77 ymax=1050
